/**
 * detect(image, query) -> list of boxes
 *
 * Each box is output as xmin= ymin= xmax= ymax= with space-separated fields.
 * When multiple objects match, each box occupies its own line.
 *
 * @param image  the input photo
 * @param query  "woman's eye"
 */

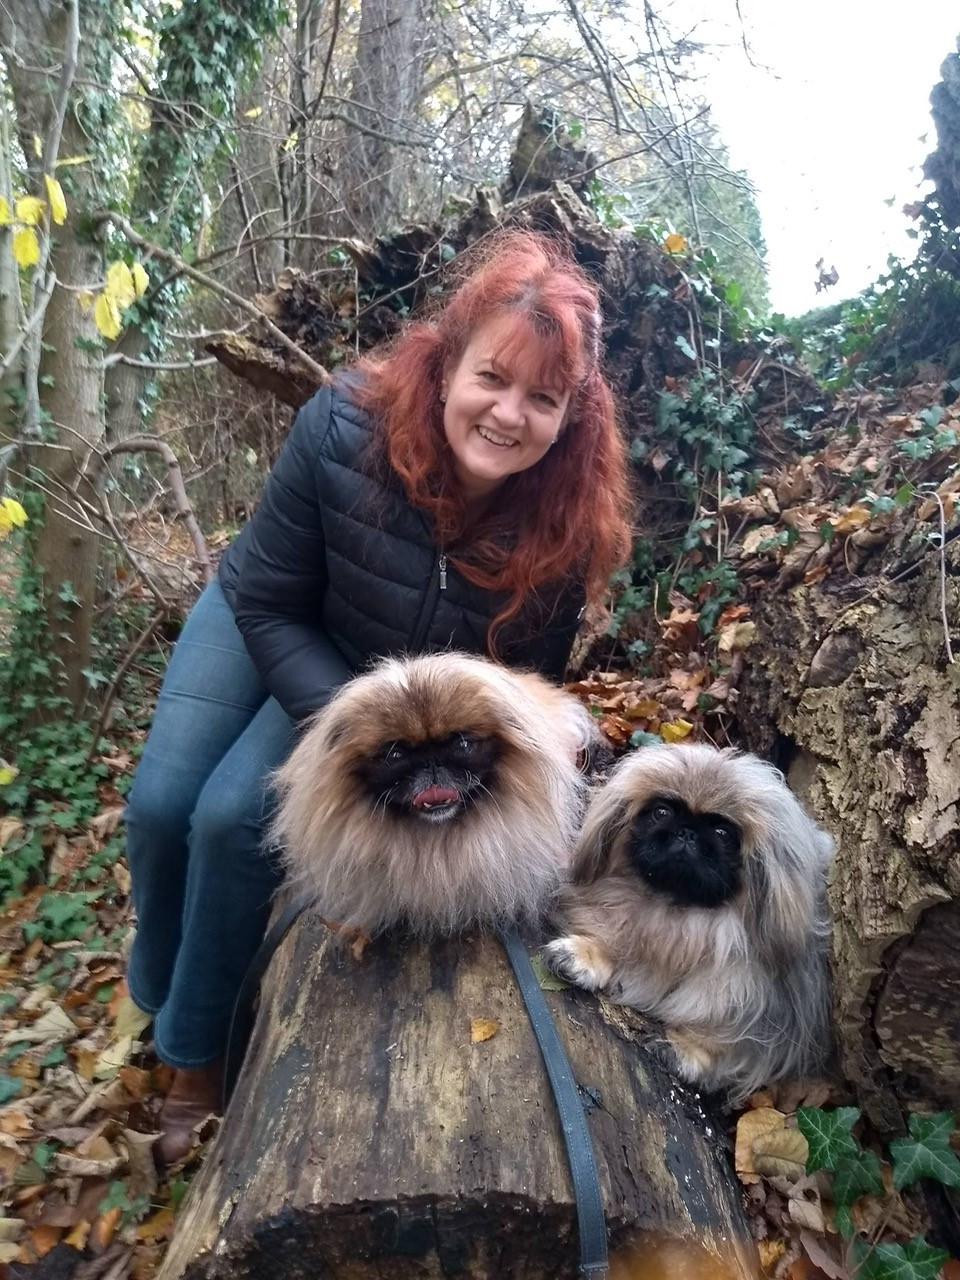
xmin=477 ymin=368 xmax=501 ymax=384
xmin=534 ymin=391 xmax=559 ymax=408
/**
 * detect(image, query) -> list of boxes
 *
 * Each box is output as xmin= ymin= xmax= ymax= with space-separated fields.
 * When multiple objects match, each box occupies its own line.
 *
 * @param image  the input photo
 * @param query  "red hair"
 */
xmin=353 ymin=229 xmax=632 ymax=641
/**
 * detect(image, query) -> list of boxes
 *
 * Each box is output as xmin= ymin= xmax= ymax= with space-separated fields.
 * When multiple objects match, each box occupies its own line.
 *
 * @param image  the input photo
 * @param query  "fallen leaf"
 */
xmin=735 ymin=1106 xmax=787 ymax=1183
xmin=92 ymin=1205 xmax=122 ymax=1251
xmin=752 ymin=1126 xmax=809 ymax=1181
xmin=0 ymin=817 xmax=24 ymax=850
xmin=470 ymin=1018 xmax=500 ymax=1044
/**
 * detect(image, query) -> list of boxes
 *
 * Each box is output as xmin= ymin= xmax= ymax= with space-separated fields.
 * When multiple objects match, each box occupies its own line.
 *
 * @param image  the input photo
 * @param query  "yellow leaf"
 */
xmin=76 ymin=289 xmax=95 ymax=311
xmin=663 ymin=233 xmax=688 ymax=254
xmin=470 ymin=1017 xmax=500 ymax=1043
xmin=0 ymin=197 xmax=9 ymax=225
xmin=1 ymin=498 xmax=27 ymax=528
xmin=54 ymin=154 xmax=91 ymax=168
xmin=282 ymin=129 xmax=299 ymax=152
xmin=14 ymin=195 xmax=45 ymax=225
xmin=131 ymin=261 xmax=150 ymax=297
xmin=104 ymin=260 xmax=136 ymax=310
xmin=0 ymin=767 xmax=19 ymax=787
xmin=244 ymin=106 xmax=263 ymax=119
xmin=43 ymin=175 xmax=66 ymax=225
xmin=33 ymin=134 xmax=43 ymax=158
xmin=660 ymin=719 xmax=693 ymax=743
xmin=831 ymin=504 xmax=871 ymax=533
xmin=12 ymin=227 xmax=40 ymax=268
xmin=94 ymin=292 xmax=122 ymax=340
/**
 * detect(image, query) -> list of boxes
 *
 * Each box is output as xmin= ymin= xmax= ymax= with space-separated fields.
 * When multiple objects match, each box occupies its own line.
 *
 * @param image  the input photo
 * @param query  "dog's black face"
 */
xmin=354 ymin=733 xmax=501 ymax=824
xmin=627 ymin=797 xmax=743 ymax=908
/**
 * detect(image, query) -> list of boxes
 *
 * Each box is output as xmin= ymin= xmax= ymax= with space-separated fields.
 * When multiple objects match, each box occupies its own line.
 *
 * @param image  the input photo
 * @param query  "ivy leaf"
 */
xmin=850 ymin=1235 xmax=949 ymax=1280
xmin=832 ymin=1148 xmax=883 ymax=1206
xmin=0 ymin=1074 xmax=23 ymax=1104
xmin=796 ymin=1106 xmax=861 ymax=1172
xmin=0 ymin=196 xmax=10 ymax=225
xmin=889 ymin=1111 xmax=960 ymax=1189
xmin=675 ymin=334 xmax=697 ymax=361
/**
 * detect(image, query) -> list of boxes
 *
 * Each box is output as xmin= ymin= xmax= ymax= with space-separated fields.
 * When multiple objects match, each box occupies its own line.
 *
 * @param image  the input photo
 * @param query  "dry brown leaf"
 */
xmin=92 ymin=1205 xmax=122 ymax=1251
xmin=55 ymin=1150 xmax=125 ymax=1178
xmin=0 ymin=1217 xmax=24 ymax=1241
xmin=717 ymin=621 xmax=756 ymax=655
xmin=735 ymin=1106 xmax=787 ymax=1183
xmin=88 ymin=806 xmax=125 ymax=843
xmin=122 ymin=1128 xmax=159 ymax=1199
xmin=0 ymin=1242 xmax=20 ymax=1264
xmin=752 ymin=1126 xmax=809 ymax=1182
xmin=135 ymin=1207 xmax=176 ymax=1242
xmin=27 ymin=1223 xmax=61 ymax=1258
xmin=757 ymin=1238 xmax=786 ymax=1271
xmin=0 ymin=817 xmax=24 ymax=850
xmin=798 ymin=1231 xmax=846 ymax=1280
xmin=787 ymin=1180 xmax=825 ymax=1234
xmin=65 ymin=1219 xmax=91 ymax=1250
xmin=470 ymin=1017 xmax=499 ymax=1044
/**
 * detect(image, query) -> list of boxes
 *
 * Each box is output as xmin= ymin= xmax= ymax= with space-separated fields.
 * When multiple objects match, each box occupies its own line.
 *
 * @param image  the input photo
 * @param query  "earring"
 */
xmin=439 ymin=392 xmax=447 ymax=404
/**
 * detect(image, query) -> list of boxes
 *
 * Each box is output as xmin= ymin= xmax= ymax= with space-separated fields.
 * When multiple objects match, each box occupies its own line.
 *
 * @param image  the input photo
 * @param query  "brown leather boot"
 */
xmin=154 ymin=1061 xmax=224 ymax=1170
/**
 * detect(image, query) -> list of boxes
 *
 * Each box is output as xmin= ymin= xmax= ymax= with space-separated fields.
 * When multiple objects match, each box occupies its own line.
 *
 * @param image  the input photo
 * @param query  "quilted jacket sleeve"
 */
xmin=233 ymin=386 xmax=354 ymax=724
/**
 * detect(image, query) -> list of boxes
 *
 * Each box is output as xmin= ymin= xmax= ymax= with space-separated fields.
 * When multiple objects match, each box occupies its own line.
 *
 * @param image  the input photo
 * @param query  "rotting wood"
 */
xmin=158 ymin=917 xmax=760 ymax=1280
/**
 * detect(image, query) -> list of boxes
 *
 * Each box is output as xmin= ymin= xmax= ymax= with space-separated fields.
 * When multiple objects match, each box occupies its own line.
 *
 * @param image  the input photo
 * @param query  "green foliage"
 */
xmin=797 ymin=1106 xmax=958 ymax=1276
xmin=850 ymin=1237 xmax=949 ymax=1280
xmin=784 ymin=200 xmax=960 ymax=388
xmin=0 ymin=493 xmax=140 ymax=909
xmin=889 ymin=1112 xmax=960 ymax=1190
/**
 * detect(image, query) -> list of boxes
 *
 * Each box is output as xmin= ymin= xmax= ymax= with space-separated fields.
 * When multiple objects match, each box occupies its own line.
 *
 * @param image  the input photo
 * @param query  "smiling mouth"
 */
xmin=476 ymin=425 xmax=518 ymax=448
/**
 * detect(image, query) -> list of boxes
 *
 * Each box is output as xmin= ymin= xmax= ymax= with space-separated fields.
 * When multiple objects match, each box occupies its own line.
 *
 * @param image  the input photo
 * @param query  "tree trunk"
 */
xmin=337 ymin=0 xmax=432 ymax=235
xmin=737 ymin=532 xmax=960 ymax=1133
xmin=158 ymin=919 xmax=759 ymax=1280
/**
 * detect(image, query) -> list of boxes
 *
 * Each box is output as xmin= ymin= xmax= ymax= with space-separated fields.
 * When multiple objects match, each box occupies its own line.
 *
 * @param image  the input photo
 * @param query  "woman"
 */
xmin=124 ymin=229 xmax=632 ymax=1167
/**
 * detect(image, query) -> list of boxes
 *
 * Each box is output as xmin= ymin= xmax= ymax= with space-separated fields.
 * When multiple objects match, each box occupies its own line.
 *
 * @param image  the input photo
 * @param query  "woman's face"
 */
xmin=441 ymin=313 xmax=571 ymax=503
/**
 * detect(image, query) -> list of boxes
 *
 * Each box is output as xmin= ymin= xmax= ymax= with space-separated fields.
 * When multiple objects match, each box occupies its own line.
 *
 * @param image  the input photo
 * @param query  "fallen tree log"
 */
xmin=738 ymin=519 xmax=960 ymax=1134
xmin=158 ymin=916 xmax=759 ymax=1279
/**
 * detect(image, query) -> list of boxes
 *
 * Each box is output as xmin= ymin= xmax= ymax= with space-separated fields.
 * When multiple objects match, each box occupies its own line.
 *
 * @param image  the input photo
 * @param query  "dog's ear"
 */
xmin=745 ymin=804 xmax=834 ymax=958
xmin=570 ymin=783 xmax=631 ymax=884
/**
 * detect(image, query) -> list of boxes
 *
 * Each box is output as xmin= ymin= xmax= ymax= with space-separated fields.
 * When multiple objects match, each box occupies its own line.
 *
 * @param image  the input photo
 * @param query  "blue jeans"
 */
xmin=124 ymin=579 xmax=296 ymax=1068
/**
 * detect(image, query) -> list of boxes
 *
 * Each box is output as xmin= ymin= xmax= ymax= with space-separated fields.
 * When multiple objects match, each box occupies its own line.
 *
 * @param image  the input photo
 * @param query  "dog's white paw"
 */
xmin=666 ymin=1028 xmax=719 ymax=1086
xmin=542 ymin=935 xmax=614 ymax=991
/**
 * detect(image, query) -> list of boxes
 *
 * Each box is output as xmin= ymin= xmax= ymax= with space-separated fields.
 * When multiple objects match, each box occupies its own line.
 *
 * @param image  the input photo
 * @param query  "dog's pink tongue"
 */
xmin=412 ymin=784 xmax=460 ymax=809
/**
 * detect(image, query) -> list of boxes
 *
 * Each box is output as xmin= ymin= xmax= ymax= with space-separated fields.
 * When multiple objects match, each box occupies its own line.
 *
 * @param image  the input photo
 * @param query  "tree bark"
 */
xmin=737 ymin=531 xmax=960 ymax=1133
xmin=158 ymin=919 xmax=759 ymax=1280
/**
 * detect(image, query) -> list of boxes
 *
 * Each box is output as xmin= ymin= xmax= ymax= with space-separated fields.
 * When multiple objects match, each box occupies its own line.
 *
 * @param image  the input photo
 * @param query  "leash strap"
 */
xmin=225 ymin=907 xmax=608 ymax=1275
xmin=499 ymin=926 xmax=608 ymax=1276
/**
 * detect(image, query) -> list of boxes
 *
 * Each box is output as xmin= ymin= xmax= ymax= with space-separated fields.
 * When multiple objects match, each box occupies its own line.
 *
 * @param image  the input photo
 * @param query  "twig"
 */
xmin=93 ymin=211 xmax=330 ymax=386
xmin=90 ymin=435 xmax=214 ymax=583
xmin=0 ymin=270 xmax=56 ymax=377
xmin=932 ymin=492 xmax=955 ymax=663
xmin=86 ymin=608 xmax=167 ymax=758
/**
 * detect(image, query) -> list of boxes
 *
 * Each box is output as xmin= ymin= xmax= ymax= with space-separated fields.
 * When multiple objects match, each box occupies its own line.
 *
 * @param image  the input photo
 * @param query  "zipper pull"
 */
xmin=439 ymin=555 xmax=447 ymax=590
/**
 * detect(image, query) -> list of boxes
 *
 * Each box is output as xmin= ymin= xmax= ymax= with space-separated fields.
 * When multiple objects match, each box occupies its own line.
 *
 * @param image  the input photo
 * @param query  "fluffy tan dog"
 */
xmin=271 ymin=652 xmax=596 ymax=936
xmin=543 ymin=743 xmax=834 ymax=1099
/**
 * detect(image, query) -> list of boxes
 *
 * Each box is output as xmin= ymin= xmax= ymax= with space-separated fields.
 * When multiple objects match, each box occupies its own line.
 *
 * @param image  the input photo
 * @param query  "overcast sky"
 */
xmin=661 ymin=2 xmax=959 ymax=315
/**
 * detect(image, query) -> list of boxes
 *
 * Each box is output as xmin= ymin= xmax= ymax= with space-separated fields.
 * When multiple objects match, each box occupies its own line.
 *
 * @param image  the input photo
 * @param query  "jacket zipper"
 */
xmin=409 ymin=553 xmax=448 ymax=651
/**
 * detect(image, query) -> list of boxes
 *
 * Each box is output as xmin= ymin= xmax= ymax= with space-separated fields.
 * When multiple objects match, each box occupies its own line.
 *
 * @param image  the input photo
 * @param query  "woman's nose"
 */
xmin=492 ymin=386 xmax=525 ymax=427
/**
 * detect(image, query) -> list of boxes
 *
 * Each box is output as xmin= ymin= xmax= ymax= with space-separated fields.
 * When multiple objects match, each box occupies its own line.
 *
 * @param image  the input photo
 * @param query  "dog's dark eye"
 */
xmin=712 ymin=821 xmax=737 ymax=844
xmin=381 ymin=742 xmax=406 ymax=762
xmin=651 ymin=802 xmax=674 ymax=823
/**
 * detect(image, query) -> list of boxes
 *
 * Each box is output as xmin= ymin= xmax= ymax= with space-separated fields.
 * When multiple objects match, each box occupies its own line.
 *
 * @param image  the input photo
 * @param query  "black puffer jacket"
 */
xmin=218 ymin=378 xmax=585 ymax=723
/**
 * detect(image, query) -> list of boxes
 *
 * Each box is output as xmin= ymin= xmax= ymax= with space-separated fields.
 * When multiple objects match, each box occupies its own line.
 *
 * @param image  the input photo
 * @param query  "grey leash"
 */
xmin=499 ymin=926 xmax=608 ymax=1276
xmin=225 ymin=901 xmax=608 ymax=1277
